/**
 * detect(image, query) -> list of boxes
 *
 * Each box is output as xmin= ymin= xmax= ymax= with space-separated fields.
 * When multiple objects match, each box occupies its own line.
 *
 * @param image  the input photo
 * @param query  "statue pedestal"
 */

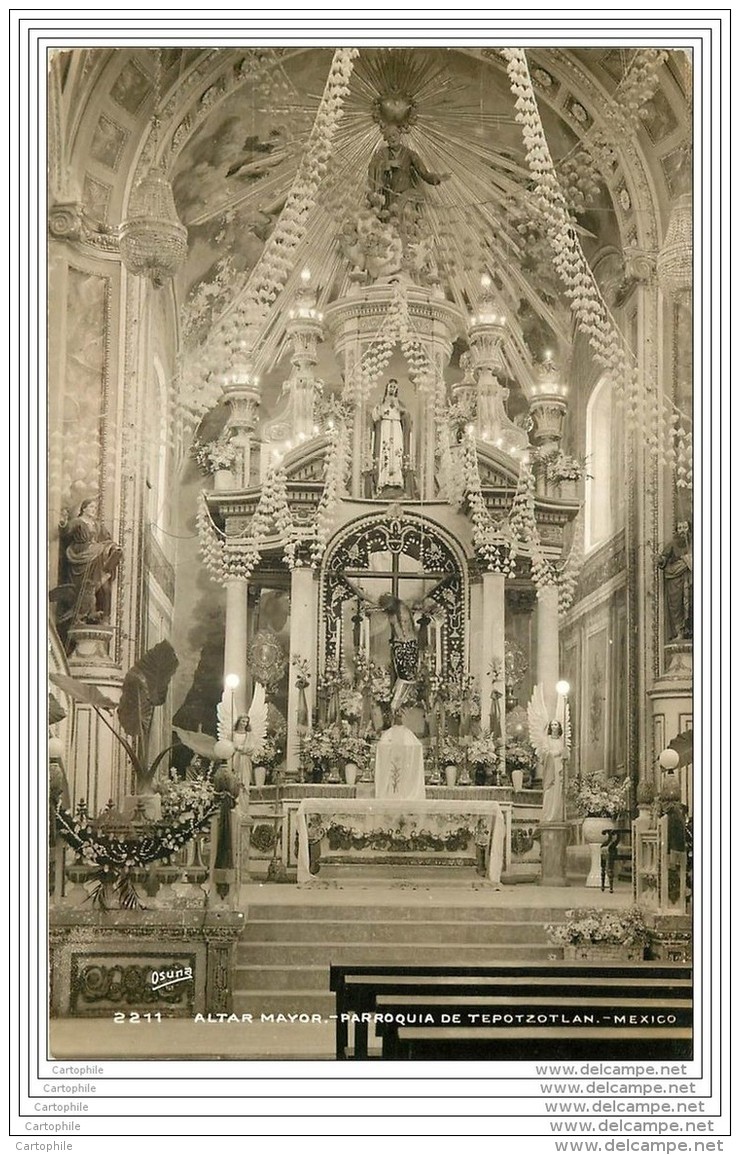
xmin=539 ymin=822 xmax=569 ymax=888
xmin=67 ymin=624 xmax=116 ymax=673
xmin=661 ymin=641 xmax=692 ymax=683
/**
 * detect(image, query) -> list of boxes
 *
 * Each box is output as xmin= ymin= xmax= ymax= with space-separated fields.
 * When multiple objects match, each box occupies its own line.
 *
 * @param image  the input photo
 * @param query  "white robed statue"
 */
xmin=527 ymin=683 xmax=571 ymax=824
xmin=374 ymin=718 xmax=426 ymax=801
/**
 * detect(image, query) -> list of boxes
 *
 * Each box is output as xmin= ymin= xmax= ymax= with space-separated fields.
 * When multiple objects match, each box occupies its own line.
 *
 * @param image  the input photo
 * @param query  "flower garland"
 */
xmin=461 ymin=434 xmax=517 ymax=576
xmin=196 ymin=492 xmax=260 ymax=585
xmin=176 ymin=49 xmax=359 ymax=434
xmin=55 ymin=798 xmax=218 ymax=870
xmin=558 ymin=505 xmax=586 ymax=615
xmin=311 ymin=417 xmax=352 ymax=564
xmin=503 ymin=49 xmax=692 ymax=487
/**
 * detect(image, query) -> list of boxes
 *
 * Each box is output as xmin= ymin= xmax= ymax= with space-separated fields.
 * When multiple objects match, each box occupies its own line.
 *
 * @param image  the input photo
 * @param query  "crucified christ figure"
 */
xmin=344 ymin=577 xmax=448 ymax=710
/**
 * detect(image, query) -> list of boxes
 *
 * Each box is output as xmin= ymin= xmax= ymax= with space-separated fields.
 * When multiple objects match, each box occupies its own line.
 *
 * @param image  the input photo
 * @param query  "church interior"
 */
xmin=46 ymin=45 xmax=694 ymax=1060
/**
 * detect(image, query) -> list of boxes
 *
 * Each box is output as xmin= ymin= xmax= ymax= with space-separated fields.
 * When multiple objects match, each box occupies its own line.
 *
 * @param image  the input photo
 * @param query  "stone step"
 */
xmin=237 ymin=942 xmax=558 ymax=966
xmin=244 ymin=903 xmax=564 ymax=924
xmin=232 ymin=990 xmax=336 ymax=1017
xmin=240 ymin=918 xmax=551 ymax=944
xmin=235 ymin=965 xmax=329 ymax=992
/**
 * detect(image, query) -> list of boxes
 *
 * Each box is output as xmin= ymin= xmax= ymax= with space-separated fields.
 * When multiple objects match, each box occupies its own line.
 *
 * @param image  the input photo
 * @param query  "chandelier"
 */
xmin=656 ymin=193 xmax=692 ymax=297
xmin=119 ymin=52 xmax=187 ymax=288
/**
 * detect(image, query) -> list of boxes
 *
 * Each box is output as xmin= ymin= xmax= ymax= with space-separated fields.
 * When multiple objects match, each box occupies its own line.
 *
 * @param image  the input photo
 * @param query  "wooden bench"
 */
xmin=329 ymin=962 xmax=692 ymax=1060
xmin=389 ymin=1024 xmax=692 ymax=1060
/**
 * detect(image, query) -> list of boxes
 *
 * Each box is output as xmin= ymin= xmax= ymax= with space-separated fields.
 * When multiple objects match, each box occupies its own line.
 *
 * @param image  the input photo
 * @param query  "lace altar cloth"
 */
xmin=374 ymin=724 xmax=426 ymax=801
xmin=296 ymin=798 xmax=504 ymax=887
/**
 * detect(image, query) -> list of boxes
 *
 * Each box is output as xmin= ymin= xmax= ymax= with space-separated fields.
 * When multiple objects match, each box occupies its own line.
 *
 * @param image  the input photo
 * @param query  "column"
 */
xmin=224 ymin=579 xmax=248 ymax=718
xmin=286 ymin=565 xmax=318 ymax=774
xmin=480 ymin=570 xmax=506 ymax=741
xmin=536 ymin=580 xmax=568 ymax=887
xmin=536 ymin=582 xmax=560 ymax=722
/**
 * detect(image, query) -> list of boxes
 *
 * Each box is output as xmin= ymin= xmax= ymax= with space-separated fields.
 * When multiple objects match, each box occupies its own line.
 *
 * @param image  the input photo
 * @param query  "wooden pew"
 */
xmin=329 ymin=962 xmax=692 ymax=1060
xmin=389 ymin=1024 xmax=693 ymax=1060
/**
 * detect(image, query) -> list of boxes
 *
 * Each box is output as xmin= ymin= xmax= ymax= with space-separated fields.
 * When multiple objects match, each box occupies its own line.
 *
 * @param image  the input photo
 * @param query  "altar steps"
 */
xmin=233 ymin=902 xmax=565 ymax=1016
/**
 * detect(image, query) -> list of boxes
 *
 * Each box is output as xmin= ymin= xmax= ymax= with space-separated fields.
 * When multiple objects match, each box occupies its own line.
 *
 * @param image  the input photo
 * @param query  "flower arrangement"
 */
xmin=439 ymin=737 xmax=464 ymax=766
xmin=542 ymin=450 xmax=589 ymax=484
xmin=445 ymin=675 xmax=481 ymax=721
xmin=339 ymin=687 xmax=364 ymax=723
xmin=505 ymin=740 xmax=537 ymax=775
xmin=291 ymin=654 xmax=311 ymax=691
xmin=467 ymin=733 xmax=500 ymax=768
xmin=299 ymin=728 xmax=337 ymax=767
xmin=545 ymin=907 xmax=651 ymax=949
xmin=343 ymin=735 xmax=371 ymax=771
xmin=569 ymin=773 xmax=630 ymax=820
xmin=191 ymin=436 xmax=237 ymax=475
xmin=156 ymin=771 xmax=216 ymax=823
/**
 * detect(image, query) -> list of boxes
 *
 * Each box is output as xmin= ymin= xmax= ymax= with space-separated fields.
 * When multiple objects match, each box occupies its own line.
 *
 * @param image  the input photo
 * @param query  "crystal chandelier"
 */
xmin=656 ymin=193 xmax=692 ymax=297
xmin=119 ymin=52 xmax=187 ymax=288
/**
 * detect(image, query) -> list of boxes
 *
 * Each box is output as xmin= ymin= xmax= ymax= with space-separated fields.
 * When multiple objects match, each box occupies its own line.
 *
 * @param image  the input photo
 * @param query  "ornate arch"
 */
xmin=319 ymin=509 xmax=469 ymax=682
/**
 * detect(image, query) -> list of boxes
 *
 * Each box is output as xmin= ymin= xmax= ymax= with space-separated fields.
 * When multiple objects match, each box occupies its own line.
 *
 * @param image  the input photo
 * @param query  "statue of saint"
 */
xmin=657 ymin=522 xmax=693 ymax=641
xmin=367 ymin=124 xmax=450 ymax=241
xmin=53 ymin=499 xmax=122 ymax=631
xmin=371 ymin=379 xmax=411 ymax=494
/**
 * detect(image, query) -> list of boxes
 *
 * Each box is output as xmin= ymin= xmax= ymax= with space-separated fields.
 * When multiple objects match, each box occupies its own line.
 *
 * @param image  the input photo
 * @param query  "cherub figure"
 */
xmin=527 ymin=683 xmax=571 ymax=824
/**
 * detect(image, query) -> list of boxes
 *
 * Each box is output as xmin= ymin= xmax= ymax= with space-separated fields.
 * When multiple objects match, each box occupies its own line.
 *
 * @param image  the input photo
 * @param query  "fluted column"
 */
xmin=535 ymin=582 xmax=560 ymax=779
xmin=480 ymin=570 xmax=506 ymax=743
xmin=286 ymin=564 xmax=318 ymax=774
xmin=224 ymin=579 xmax=248 ymax=719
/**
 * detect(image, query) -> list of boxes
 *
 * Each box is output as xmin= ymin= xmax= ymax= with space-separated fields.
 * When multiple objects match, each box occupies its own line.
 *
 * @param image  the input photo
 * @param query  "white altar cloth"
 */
xmin=374 ymin=724 xmax=426 ymax=801
xmin=296 ymin=798 xmax=504 ymax=887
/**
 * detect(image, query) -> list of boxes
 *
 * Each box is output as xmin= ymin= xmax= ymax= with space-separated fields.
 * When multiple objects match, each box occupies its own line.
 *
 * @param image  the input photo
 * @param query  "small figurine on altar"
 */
xmin=527 ymin=684 xmax=571 ymax=824
xmin=374 ymin=712 xmax=426 ymax=801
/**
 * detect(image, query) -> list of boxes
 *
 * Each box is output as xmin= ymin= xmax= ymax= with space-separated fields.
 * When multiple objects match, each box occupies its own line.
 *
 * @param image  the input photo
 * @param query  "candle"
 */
xmin=435 ymin=623 xmax=442 ymax=674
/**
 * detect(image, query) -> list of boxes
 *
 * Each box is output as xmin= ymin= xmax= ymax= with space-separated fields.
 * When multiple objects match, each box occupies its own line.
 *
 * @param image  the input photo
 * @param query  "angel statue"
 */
xmin=527 ymin=683 xmax=571 ymax=824
xmin=173 ymin=681 xmax=269 ymax=790
xmin=217 ymin=682 xmax=269 ymax=789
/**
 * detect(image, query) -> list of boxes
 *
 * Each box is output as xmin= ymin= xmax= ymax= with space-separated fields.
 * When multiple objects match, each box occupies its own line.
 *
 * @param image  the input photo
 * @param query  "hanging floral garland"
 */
xmin=507 ymin=457 xmax=558 ymax=587
xmin=196 ymin=492 xmax=260 ymax=585
xmin=311 ymin=418 xmax=352 ymax=565
xmin=176 ymin=49 xmax=360 ymax=435
xmin=461 ymin=434 xmax=517 ymax=576
xmin=558 ymin=505 xmax=586 ymax=614
xmin=503 ymin=49 xmax=692 ymax=488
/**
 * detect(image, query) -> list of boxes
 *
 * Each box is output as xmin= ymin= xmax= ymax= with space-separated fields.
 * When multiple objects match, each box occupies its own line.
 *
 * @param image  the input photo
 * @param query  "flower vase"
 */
xmin=253 ymin=765 xmax=267 ymax=789
xmin=511 ymin=769 xmax=524 ymax=792
xmin=582 ymin=816 xmax=617 ymax=887
xmin=444 ymin=764 xmax=457 ymax=788
xmin=474 ymin=765 xmax=488 ymax=787
xmin=344 ymin=762 xmax=358 ymax=787
xmin=310 ymin=762 xmax=325 ymax=784
xmin=213 ymin=468 xmax=234 ymax=491
xmin=559 ymin=478 xmax=578 ymax=499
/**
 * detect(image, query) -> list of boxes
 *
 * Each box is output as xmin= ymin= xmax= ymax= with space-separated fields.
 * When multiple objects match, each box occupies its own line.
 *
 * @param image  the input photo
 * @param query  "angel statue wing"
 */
xmin=555 ymin=693 xmax=572 ymax=754
xmin=172 ymin=726 xmax=217 ymax=761
xmin=527 ymin=683 xmax=551 ymax=760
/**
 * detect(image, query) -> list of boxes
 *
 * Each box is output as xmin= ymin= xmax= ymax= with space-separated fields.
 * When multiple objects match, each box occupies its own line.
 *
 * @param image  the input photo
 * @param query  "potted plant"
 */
xmin=505 ymin=739 xmax=536 ymax=792
xmin=439 ymin=737 xmax=463 ymax=787
xmin=545 ymin=907 xmax=651 ymax=961
xmin=467 ymin=732 xmax=499 ymax=786
xmin=569 ymin=773 xmax=630 ymax=887
xmin=51 ymin=640 xmax=181 ymax=818
xmin=191 ymin=435 xmax=237 ymax=487
xmin=343 ymin=735 xmax=370 ymax=787
xmin=300 ymin=729 xmax=336 ymax=783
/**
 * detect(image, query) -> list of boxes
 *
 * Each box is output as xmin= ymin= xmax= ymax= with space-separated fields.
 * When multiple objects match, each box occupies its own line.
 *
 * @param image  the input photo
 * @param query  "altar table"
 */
xmin=295 ymin=798 xmax=504 ymax=887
